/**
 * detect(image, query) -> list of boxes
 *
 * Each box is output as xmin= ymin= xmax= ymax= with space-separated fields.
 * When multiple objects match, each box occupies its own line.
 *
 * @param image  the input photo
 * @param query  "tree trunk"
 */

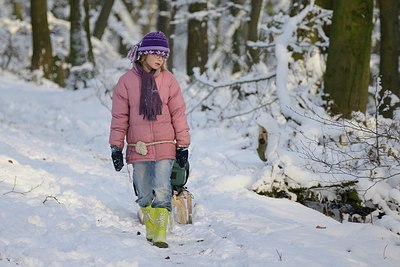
xmin=324 ymin=0 xmax=373 ymax=118
xmin=69 ymin=0 xmax=94 ymax=89
xmin=378 ymin=0 xmax=399 ymax=118
xmin=121 ymin=0 xmax=134 ymax=14
xmin=247 ymin=0 xmax=263 ymax=65
xmin=187 ymin=1 xmax=208 ymax=76
xmin=13 ymin=0 xmax=23 ymax=20
xmin=70 ymin=0 xmax=86 ymax=66
xmin=84 ymin=0 xmax=95 ymax=66
xmin=157 ymin=0 xmax=170 ymax=34
xmin=231 ymin=0 xmax=247 ymax=74
xmin=30 ymin=0 xmax=53 ymax=79
xmin=142 ymin=0 xmax=157 ymax=34
xmin=93 ymin=0 xmax=115 ymax=40
xmin=315 ymin=0 xmax=333 ymax=10
xmin=157 ymin=0 xmax=174 ymax=69
xmin=167 ymin=1 xmax=178 ymax=70
xmin=69 ymin=0 xmax=95 ymax=66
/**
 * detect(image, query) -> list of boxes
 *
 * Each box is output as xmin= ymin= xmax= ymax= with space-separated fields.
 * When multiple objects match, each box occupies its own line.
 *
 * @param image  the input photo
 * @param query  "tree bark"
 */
xmin=231 ymin=0 xmax=247 ymax=74
xmin=315 ymin=0 xmax=333 ymax=10
xmin=167 ymin=1 xmax=178 ymax=70
xmin=157 ymin=0 xmax=174 ymax=69
xmin=70 ymin=0 xmax=86 ymax=66
xmin=324 ymin=0 xmax=373 ymax=118
xmin=378 ymin=0 xmax=399 ymax=118
xmin=13 ymin=0 xmax=23 ymax=20
xmin=30 ymin=0 xmax=53 ymax=79
xmin=93 ymin=0 xmax=115 ymax=40
xmin=84 ymin=0 xmax=95 ymax=66
xmin=247 ymin=0 xmax=263 ymax=64
xmin=187 ymin=1 xmax=208 ymax=76
xmin=69 ymin=0 xmax=95 ymax=89
xmin=69 ymin=0 xmax=95 ymax=66
xmin=157 ymin=0 xmax=170 ymax=34
xmin=142 ymin=0 xmax=157 ymax=34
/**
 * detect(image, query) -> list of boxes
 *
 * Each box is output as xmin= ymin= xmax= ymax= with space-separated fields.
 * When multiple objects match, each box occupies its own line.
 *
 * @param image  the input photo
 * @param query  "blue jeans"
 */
xmin=132 ymin=160 xmax=173 ymax=211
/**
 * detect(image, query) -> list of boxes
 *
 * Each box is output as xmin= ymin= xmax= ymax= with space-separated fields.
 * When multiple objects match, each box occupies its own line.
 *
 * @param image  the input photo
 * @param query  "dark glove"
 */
xmin=111 ymin=146 xmax=124 ymax=172
xmin=176 ymin=147 xmax=189 ymax=168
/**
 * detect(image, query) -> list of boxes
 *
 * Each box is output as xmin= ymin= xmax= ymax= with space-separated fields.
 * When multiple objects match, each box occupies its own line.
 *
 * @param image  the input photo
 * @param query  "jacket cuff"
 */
xmin=110 ymin=145 xmax=122 ymax=152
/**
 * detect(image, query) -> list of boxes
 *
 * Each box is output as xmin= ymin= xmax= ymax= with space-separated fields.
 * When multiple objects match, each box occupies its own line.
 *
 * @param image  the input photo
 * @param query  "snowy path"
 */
xmin=0 ymin=74 xmax=399 ymax=266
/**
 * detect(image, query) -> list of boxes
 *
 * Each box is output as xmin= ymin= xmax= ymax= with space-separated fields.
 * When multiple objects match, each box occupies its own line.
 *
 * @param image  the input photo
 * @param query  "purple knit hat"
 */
xmin=127 ymin=31 xmax=170 ymax=62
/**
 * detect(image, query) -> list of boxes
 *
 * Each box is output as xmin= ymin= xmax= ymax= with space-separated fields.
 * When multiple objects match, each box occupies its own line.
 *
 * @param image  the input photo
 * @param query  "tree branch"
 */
xmin=3 ymin=176 xmax=44 ymax=195
xmin=187 ymin=72 xmax=276 ymax=114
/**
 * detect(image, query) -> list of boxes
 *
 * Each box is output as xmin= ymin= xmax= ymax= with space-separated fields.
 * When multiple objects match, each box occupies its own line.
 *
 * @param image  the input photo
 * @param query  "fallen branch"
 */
xmin=43 ymin=195 xmax=61 ymax=204
xmin=3 ymin=176 xmax=44 ymax=195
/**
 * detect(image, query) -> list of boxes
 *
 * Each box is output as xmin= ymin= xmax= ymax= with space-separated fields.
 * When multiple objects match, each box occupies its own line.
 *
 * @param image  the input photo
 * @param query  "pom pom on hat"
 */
xmin=127 ymin=31 xmax=170 ymax=62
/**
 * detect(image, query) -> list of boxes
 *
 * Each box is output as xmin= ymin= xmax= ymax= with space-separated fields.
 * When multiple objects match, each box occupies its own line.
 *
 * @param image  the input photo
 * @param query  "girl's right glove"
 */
xmin=176 ymin=147 xmax=189 ymax=168
xmin=111 ymin=146 xmax=124 ymax=172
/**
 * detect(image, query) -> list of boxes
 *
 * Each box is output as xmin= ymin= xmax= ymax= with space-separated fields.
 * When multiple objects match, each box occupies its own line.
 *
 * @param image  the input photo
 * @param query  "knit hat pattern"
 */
xmin=127 ymin=31 xmax=170 ymax=62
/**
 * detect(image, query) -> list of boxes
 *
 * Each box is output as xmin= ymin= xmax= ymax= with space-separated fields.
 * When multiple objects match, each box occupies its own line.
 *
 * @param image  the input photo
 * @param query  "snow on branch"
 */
xmin=274 ymin=1 xmax=315 ymax=123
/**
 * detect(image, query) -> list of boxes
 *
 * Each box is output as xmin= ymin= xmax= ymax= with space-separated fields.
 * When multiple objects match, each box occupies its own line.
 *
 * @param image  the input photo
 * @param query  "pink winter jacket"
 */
xmin=109 ymin=66 xmax=190 ymax=163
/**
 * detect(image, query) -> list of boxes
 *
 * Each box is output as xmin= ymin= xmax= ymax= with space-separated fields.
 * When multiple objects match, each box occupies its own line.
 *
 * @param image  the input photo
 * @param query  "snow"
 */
xmin=1 ymin=0 xmax=400 ymax=265
xmin=1 ymin=72 xmax=400 ymax=267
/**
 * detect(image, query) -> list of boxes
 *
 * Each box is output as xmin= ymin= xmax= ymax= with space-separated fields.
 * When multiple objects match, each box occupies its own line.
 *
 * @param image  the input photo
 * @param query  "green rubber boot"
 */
xmin=140 ymin=206 xmax=155 ymax=242
xmin=153 ymin=208 xmax=169 ymax=248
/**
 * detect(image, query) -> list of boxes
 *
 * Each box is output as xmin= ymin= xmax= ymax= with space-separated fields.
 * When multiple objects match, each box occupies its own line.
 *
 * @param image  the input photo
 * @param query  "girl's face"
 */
xmin=144 ymin=54 xmax=165 ymax=71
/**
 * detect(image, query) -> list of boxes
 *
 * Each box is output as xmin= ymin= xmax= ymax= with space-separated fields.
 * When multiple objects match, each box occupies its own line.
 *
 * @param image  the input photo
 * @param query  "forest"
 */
xmin=2 ymin=0 xmax=400 ymax=234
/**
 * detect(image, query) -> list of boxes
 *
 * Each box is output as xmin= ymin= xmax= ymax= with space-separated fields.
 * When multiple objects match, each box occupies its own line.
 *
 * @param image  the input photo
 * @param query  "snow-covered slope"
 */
xmin=0 ymin=73 xmax=399 ymax=266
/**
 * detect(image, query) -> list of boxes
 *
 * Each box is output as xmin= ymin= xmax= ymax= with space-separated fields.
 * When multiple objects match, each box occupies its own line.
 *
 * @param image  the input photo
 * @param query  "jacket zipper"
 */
xmin=150 ymin=121 xmax=156 ymax=160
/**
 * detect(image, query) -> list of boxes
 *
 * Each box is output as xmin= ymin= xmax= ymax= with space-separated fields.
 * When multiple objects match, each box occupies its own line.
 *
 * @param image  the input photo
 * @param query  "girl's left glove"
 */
xmin=111 ymin=146 xmax=124 ymax=172
xmin=176 ymin=147 xmax=189 ymax=168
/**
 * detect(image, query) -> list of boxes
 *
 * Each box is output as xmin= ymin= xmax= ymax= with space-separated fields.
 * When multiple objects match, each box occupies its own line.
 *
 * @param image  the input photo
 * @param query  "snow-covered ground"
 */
xmin=1 ymin=72 xmax=399 ymax=267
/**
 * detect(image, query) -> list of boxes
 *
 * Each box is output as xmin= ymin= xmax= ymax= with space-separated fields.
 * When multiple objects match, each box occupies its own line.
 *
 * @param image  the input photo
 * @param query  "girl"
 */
xmin=109 ymin=31 xmax=190 ymax=248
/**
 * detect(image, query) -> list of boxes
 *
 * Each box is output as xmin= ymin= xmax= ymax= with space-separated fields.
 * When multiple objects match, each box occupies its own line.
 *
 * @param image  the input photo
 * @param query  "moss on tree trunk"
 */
xmin=324 ymin=0 xmax=373 ymax=118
